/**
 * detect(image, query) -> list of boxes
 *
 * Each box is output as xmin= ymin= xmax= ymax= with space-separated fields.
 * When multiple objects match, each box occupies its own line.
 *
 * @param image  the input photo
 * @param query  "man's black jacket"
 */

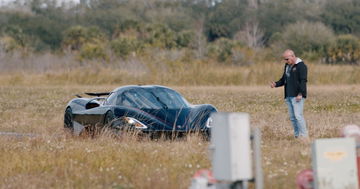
xmin=275 ymin=61 xmax=307 ymax=98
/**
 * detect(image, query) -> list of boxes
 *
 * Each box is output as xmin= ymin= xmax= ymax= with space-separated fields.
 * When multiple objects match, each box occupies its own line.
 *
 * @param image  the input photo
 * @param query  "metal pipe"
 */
xmin=253 ymin=127 xmax=264 ymax=189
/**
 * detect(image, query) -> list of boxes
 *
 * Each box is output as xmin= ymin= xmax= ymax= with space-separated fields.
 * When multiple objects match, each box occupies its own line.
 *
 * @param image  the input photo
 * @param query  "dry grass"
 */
xmin=1 ymin=60 xmax=360 ymax=86
xmin=0 ymin=85 xmax=359 ymax=188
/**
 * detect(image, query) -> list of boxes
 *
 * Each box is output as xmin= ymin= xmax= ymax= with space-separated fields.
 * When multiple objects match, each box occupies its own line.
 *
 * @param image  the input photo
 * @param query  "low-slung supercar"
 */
xmin=64 ymin=85 xmax=217 ymax=136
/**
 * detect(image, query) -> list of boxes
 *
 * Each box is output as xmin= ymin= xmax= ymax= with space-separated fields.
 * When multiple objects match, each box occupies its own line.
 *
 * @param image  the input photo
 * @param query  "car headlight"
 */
xmin=124 ymin=117 xmax=148 ymax=129
xmin=205 ymin=117 xmax=213 ymax=128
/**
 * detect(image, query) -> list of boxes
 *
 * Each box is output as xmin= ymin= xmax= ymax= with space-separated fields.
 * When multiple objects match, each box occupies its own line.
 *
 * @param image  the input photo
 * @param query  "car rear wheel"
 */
xmin=64 ymin=107 xmax=74 ymax=132
xmin=104 ymin=111 xmax=116 ymax=126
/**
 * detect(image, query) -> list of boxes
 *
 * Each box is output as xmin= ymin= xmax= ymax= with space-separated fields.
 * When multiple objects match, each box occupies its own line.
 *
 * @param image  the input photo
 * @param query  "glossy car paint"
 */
xmin=65 ymin=85 xmax=217 ymax=133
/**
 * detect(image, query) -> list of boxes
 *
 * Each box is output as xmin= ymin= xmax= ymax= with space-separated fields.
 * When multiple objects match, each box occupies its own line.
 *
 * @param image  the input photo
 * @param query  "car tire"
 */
xmin=64 ymin=107 xmax=74 ymax=132
xmin=104 ymin=111 xmax=124 ymax=128
xmin=104 ymin=111 xmax=127 ymax=136
xmin=202 ymin=130 xmax=211 ymax=141
xmin=104 ymin=111 xmax=116 ymax=126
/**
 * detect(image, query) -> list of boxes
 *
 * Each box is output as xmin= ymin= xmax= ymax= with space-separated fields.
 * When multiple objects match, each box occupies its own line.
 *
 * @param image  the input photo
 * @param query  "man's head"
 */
xmin=283 ymin=49 xmax=296 ymax=65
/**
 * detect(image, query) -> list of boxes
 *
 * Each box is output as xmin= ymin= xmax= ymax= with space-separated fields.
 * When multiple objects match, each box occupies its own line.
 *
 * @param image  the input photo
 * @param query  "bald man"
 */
xmin=271 ymin=49 xmax=308 ymax=138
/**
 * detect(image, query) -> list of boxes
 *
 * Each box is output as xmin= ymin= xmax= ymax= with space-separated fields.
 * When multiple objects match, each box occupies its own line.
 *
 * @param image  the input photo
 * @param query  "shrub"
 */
xmin=3 ymin=25 xmax=28 ymax=50
xmin=321 ymin=0 xmax=360 ymax=36
xmin=324 ymin=34 xmax=360 ymax=64
xmin=231 ymin=46 xmax=255 ymax=65
xmin=142 ymin=24 xmax=177 ymax=49
xmin=110 ymin=37 xmax=143 ymax=59
xmin=206 ymin=38 xmax=256 ymax=65
xmin=272 ymin=21 xmax=335 ymax=58
xmin=0 ymin=36 xmax=22 ymax=53
xmin=79 ymin=42 xmax=108 ymax=61
xmin=206 ymin=38 xmax=235 ymax=63
xmin=176 ymin=30 xmax=195 ymax=48
xmin=63 ymin=26 xmax=106 ymax=51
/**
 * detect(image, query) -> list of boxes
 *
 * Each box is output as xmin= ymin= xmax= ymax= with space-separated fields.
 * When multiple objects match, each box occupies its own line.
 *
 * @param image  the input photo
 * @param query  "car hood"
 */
xmin=115 ymin=105 xmax=215 ymax=131
xmin=145 ymin=108 xmax=192 ymax=130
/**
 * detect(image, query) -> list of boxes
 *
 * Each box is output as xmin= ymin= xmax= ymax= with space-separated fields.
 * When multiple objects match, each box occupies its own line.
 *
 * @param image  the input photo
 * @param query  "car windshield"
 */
xmin=117 ymin=88 xmax=189 ymax=109
xmin=150 ymin=88 xmax=189 ymax=109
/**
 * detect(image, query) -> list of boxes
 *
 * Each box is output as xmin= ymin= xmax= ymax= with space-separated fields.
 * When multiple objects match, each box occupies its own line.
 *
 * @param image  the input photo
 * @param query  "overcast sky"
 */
xmin=0 ymin=0 xmax=80 ymax=5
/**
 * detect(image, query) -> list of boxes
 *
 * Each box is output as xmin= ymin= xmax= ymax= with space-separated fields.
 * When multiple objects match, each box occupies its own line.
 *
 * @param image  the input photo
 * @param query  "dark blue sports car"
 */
xmin=64 ymin=85 xmax=217 ymax=137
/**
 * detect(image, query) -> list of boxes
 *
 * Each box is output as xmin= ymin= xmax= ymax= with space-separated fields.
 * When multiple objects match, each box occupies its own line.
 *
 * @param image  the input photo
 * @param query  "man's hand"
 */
xmin=296 ymin=94 xmax=302 ymax=102
xmin=270 ymin=81 xmax=276 ymax=88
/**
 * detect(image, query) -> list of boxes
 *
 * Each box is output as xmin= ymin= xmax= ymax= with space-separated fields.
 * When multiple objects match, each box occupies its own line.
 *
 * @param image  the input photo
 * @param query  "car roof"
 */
xmin=112 ymin=85 xmax=175 ymax=94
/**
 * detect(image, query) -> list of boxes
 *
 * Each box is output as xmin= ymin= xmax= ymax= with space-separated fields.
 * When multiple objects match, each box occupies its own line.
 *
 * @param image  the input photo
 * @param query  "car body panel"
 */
xmin=65 ymin=85 xmax=217 ymax=133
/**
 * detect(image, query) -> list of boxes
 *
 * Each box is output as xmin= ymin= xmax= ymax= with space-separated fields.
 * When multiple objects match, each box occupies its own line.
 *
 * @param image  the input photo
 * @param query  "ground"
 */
xmin=0 ymin=85 xmax=359 ymax=188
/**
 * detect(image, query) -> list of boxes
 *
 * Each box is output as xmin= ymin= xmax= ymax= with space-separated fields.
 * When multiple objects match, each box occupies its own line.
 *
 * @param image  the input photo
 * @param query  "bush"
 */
xmin=4 ymin=25 xmax=27 ymax=50
xmin=231 ymin=46 xmax=255 ymax=65
xmin=206 ymin=38 xmax=256 ymax=65
xmin=63 ymin=26 xmax=106 ymax=51
xmin=142 ymin=24 xmax=177 ymax=49
xmin=176 ymin=30 xmax=195 ymax=48
xmin=204 ymin=1 xmax=247 ymax=41
xmin=0 ymin=36 xmax=22 ymax=53
xmin=207 ymin=38 xmax=235 ymax=63
xmin=79 ymin=42 xmax=108 ymax=61
xmin=272 ymin=21 xmax=335 ymax=58
xmin=324 ymin=34 xmax=360 ymax=64
xmin=110 ymin=37 xmax=143 ymax=58
xmin=322 ymin=0 xmax=360 ymax=36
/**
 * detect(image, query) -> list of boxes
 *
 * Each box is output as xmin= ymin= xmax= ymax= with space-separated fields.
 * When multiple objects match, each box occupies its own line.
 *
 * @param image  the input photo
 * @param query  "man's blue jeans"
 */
xmin=285 ymin=97 xmax=308 ymax=137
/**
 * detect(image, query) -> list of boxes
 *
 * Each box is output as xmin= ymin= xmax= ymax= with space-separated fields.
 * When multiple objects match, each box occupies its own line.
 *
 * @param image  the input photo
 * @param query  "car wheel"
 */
xmin=104 ymin=111 xmax=115 ymax=126
xmin=202 ymin=130 xmax=211 ymax=141
xmin=104 ymin=111 xmax=124 ymax=128
xmin=64 ymin=107 xmax=74 ymax=131
xmin=104 ymin=111 xmax=127 ymax=136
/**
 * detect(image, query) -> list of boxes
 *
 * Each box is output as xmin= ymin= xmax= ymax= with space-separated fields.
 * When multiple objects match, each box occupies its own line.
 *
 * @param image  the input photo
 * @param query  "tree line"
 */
xmin=1 ymin=0 xmax=360 ymax=64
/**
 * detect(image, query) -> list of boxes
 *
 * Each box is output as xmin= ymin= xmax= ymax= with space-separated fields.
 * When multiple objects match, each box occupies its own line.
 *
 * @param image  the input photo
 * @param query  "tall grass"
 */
xmin=1 ymin=50 xmax=360 ymax=86
xmin=0 ymin=134 xmax=209 ymax=189
xmin=0 ymin=85 xmax=359 ymax=188
xmin=0 ymin=61 xmax=359 ymax=86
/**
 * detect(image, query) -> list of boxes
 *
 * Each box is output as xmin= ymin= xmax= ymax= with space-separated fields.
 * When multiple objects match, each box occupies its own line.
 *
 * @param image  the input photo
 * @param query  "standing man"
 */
xmin=271 ymin=49 xmax=308 ymax=138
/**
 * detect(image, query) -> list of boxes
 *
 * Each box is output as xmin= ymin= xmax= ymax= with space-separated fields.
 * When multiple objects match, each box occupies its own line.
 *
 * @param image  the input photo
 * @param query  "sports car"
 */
xmin=64 ymin=85 xmax=217 ymax=137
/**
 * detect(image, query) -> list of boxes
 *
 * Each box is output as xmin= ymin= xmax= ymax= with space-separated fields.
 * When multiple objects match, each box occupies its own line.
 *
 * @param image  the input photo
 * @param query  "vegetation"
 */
xmin=1 ymin=59 xmax=360 ymax=86
xmin=1 ymin=0 xmax=360 ymax=65
xmin=0 ymin=85 xmax=359 ymax=188
xmin=325 ymin=34 xmax=360 ymax=64
xmin=0 ymin=1 xmax=359 ymax=188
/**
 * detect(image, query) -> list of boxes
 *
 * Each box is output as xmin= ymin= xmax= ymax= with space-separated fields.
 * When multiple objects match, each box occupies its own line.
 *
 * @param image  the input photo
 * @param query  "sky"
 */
xmin=0 ymin=0 xmax=81 ymax=6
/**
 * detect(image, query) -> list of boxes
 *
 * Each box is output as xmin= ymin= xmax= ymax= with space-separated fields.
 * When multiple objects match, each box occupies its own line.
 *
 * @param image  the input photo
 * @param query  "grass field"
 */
xmin=1 ymin=61 xmax=360 ymax=86
xmin=0 ymin=84 xmax=359 ymax=188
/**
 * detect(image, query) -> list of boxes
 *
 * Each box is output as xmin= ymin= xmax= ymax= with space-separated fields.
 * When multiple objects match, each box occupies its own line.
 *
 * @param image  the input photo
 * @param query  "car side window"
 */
xmin=122 ymin=98 xmax=134 ymax=107
xmin=116 ymin=95 xmax=122 ymax=105
xmin=116 ymin=93 xmax=134 ymax=107
xmin=115 ymin=91 xmax=141 ymax=107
